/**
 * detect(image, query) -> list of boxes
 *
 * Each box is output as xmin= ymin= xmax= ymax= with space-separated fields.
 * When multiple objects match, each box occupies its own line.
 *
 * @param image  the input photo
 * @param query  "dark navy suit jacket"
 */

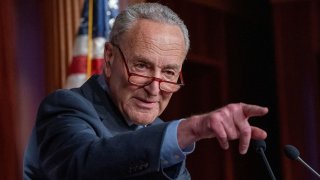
xmin=23 ymin=75 xmax=190 ymax=180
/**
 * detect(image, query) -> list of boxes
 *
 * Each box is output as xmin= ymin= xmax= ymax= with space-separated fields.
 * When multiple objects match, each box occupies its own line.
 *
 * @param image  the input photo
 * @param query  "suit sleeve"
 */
xmin=36 ymin=89 xmax=187 ymax=180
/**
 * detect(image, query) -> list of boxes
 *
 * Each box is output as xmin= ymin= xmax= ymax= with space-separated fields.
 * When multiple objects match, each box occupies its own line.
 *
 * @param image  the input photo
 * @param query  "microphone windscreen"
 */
xmin=284 ymin=145 xmax=300 ymax=160
xmin=252 ymin=140 xmax=266 ymax=152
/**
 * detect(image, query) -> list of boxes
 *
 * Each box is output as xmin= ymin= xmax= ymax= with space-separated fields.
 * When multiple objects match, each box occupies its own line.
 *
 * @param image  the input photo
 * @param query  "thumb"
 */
xmin=251 ymin=126 xmax=267 ymax=140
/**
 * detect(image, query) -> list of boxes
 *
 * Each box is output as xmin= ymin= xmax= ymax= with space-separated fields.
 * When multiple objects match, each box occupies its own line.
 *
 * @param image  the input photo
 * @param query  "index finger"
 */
xmin=241 ymin=103 xmax=268 ymax=118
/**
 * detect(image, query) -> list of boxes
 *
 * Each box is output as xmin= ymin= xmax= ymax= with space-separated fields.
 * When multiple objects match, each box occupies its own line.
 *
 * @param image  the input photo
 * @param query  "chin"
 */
xmin=129 ymin=112 xmax=158 ymax=125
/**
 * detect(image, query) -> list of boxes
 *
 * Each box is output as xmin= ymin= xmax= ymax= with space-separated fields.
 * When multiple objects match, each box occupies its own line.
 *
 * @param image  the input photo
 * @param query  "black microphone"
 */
xmin=284 ymin=145 xmax=320 ymax=178
xmin=252 ymin=140 xmax=276 ymax=180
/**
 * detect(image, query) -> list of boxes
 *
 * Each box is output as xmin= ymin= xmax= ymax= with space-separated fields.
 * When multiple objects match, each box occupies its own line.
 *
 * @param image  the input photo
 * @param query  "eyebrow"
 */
xmin=131 ymin=55 xmax=182 ymax=71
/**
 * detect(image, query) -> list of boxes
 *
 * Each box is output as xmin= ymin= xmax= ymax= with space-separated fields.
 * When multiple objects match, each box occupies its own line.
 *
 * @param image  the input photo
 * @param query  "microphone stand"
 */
xmin=256 ymin=147 xmax=277 ymax=180
xmin=296 ymin=157 xmax=320 ymax=178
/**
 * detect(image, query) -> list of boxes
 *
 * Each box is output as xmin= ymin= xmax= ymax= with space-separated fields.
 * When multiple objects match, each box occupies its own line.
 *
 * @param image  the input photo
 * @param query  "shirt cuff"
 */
xmin=160 ymin=119 xmax=195 ymax=168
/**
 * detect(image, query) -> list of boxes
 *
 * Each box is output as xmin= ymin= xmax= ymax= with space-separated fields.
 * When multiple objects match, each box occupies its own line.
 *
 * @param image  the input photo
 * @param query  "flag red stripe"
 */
xmin=68 ymin=56 xmax=104 ymax=75
xmin=91 ymin=58 xmax=104 ymax=75
xmin=68 ymin=56 xmax=87 ymax=74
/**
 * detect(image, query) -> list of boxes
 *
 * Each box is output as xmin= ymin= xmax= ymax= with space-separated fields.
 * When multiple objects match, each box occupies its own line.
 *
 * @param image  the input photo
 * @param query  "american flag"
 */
xmin=64 ymin=0 xmax=119 ymax=89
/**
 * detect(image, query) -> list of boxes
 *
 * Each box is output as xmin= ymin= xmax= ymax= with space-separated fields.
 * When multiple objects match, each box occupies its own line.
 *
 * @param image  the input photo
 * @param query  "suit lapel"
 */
xmin=77 ymin=75 xmax=136 ymax=135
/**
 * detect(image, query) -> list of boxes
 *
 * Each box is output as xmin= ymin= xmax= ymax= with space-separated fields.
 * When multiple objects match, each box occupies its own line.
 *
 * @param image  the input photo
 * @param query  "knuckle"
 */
xmin=240 ymin=143 xmax=249 ymax=151
xmin=240 ymin=126 xmax=251 ymax=137
xmin=240 ymin=142 xmax=248 ymax=148
xmin=220 ymin=109 xmax=229 ymax=118
xmin=229 ymin=132 xmax=238 ymax=140
xmin=226 ymin=103 xmax=240 ymax=112
xmin=217 ymin=132 xmax=227 ymax=139
xmin=209 ymin=112 xmax=223 ymax=122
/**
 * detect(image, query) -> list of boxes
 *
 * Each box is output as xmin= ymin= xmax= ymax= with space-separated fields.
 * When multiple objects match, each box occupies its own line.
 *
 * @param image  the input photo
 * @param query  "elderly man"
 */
xmin=24 ymin=2 xmax=268 ymax=180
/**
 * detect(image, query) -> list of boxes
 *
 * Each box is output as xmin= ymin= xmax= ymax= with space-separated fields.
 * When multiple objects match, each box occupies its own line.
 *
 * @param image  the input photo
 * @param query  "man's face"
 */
xmin=104 ymin=19 xmax=186 ymax=125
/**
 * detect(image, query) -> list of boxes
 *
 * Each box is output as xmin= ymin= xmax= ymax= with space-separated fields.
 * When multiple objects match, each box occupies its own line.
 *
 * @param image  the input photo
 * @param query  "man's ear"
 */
xmin=104 ymin=42 xmax=114 ymax=78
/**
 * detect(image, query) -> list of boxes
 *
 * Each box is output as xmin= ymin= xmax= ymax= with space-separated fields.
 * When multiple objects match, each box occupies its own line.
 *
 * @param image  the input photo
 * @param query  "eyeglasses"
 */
xmin=111 ymin=43 xmax=184 ymax=93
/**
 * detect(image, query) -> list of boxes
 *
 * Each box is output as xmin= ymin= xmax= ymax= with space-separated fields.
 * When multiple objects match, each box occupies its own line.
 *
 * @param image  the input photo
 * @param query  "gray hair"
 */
xmin=109 ymin=2 xmax=190 ymax=53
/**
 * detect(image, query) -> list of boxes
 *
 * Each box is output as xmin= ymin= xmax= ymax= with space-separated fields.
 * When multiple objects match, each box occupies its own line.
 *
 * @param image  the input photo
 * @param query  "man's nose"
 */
xmin=144 ymin=79 xmax=161 ymax=95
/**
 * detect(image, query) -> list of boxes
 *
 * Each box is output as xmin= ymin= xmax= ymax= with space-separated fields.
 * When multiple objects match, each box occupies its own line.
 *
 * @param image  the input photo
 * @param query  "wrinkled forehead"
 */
xmin=118 ymin=20 xmax=186 ymax=66
xmin=121 ymin=20 xmax=185 ymax=51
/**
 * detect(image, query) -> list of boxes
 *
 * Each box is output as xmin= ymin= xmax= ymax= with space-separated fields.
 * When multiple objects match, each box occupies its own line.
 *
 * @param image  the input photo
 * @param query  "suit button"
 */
xmin=174 ymin=155 xmax=180 ymax=160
